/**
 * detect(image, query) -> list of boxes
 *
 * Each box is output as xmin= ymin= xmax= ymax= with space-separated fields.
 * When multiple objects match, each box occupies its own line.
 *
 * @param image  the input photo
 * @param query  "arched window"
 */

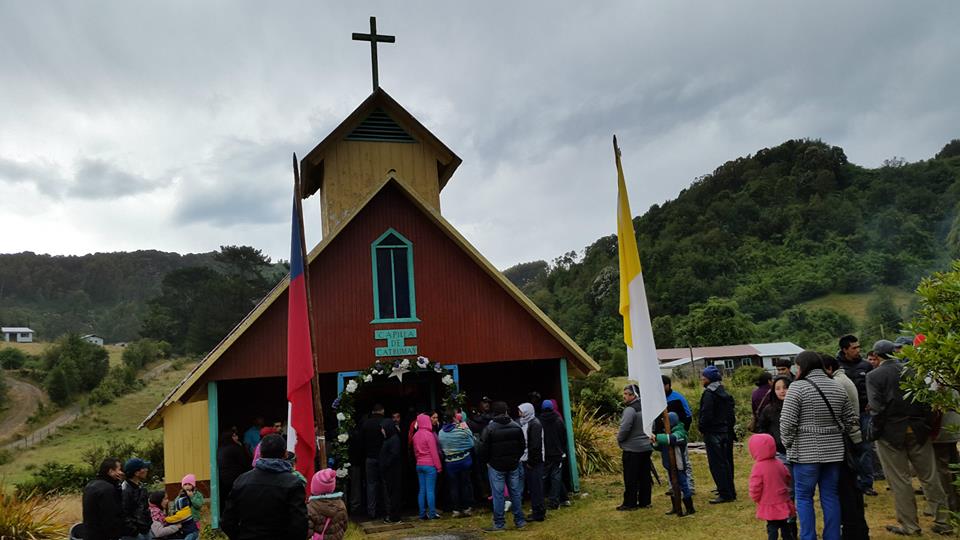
xmin=371 ymin=228 xmax=418 ymax=322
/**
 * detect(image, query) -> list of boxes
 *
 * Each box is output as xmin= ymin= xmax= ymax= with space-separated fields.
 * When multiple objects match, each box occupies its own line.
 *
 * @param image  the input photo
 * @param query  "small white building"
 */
xmin=81 ymin=334 xmax=105 ymax=347
xmin=2 ymin=327 xmax=35 ymax=343
xmin=751 ymin=342 xmax=804 ymax=371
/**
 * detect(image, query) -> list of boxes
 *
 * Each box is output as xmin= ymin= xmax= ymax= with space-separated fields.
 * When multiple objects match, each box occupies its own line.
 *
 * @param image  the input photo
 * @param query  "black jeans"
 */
xmin=767 ymin=520 xmax=796 ymax=540
xmin=446 ymin=458 xmax=474 ymax=512
xmin=524 ymin=461 xmax=546 ymax=519
xmin=704 ymin=433 xmax=736 ymax=500
xmin=621 ymin=450 xmax=653 ymax=508
xmin=544 ymin=459 xmax=565 ymax=506
xmin=838 ymin=463 xmax=869 ymax=540
xmin=365 ymin=458 xmax=382 ymax=518
xmin=381 ymin=464 xmax=402 ymax=521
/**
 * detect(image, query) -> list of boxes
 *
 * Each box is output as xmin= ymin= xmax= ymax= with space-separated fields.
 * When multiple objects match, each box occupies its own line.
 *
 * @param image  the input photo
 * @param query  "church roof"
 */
xmin=141 ymin=173 xmax=597 ymax=430
xmin=299 ymin=88 xmax=462 ymax=198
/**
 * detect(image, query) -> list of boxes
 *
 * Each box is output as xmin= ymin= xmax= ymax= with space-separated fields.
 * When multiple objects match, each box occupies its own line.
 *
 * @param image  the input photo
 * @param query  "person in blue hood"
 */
xmin=438 ymin=412 xmax=476 ymax=517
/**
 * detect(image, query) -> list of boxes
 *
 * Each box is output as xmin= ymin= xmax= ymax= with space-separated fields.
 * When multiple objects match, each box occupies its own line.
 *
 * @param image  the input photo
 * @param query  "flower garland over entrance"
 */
xmin=330 ymin=356 xmax=463 ymax=477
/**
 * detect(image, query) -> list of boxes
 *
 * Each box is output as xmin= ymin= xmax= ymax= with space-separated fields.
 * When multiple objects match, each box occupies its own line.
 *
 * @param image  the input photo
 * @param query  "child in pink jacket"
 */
xmin=749 ymin=433 xmax=797 ymax=540
xmin=412 ymin=413 xmax=443 ymax=519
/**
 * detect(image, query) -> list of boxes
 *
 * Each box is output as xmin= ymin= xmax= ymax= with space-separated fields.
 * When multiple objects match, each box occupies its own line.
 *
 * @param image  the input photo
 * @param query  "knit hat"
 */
xmin=702 ymin=365 xmax=722 ymax=382
xmin=181 ymin=473 xmax=196 ymax=487
xmin=311 ymin=468 xmax=337 ymax=495
xmin=541 ymin=399 xmax=554 ymax=411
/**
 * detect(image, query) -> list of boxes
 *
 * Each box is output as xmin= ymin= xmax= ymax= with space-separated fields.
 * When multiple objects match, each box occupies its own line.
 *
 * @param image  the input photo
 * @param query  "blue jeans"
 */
xmin=545 ymin=459 xmax=565 ymax=505
xmin=416 ymin=465 xmax=438 ymax=518
xmin=793 ymin=462 xmax=840 ymax=540
xmin=488 ymin=464 xmax=525 ymax=529
xmin=446 ymin=457 xmax=474 ymax=511
xmin=659 ymin=449 xmax=692 ymax=498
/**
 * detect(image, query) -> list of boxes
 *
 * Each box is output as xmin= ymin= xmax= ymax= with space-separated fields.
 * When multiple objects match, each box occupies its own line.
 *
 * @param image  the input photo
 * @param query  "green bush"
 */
xmin=0 ymin=482 xmax=65 ymax=539
xmin=570 ymin=372 xmax=622 ymax=418
xmin=0 ymin=347 xmax=28 ymax=369
xmin=14 ymin=462 xmax=92 ymax=496
xmin=121 ymin=338 xmax=167 ymax=369
xmin=88 ymin=365 xmax=142 ymax=405
xmin=41 ymin=334 xmax=109 ymax=404
xmin=731 ymin=365 xmax=766 ymax=387
xmin=80 ymin=437 xmax=165 ymax=485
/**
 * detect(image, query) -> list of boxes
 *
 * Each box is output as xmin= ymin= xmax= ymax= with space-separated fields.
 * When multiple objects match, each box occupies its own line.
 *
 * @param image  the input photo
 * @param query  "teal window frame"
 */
xmin=370 ymin=228 xmax=420 ymax=323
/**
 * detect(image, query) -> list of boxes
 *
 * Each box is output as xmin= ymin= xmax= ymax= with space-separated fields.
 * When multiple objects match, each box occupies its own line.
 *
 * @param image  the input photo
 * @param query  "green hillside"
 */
xmin=505 ymin=138 xmax=960 ymax=373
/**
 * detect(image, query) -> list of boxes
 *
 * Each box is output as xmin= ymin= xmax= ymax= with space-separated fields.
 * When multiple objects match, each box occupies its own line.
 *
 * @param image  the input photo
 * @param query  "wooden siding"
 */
xmin=204 ymin=182 xmax=571 ymax=383
xmin=320 ymin=140 xmax=440 ymax=236
xmin=163 ymin=400 xmax=210 ymax=483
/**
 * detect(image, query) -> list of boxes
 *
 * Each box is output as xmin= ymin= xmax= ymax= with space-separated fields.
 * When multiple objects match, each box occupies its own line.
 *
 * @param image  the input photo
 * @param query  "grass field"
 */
xmin=1 ymin=341 xmax=126 ymax=366
xmin=0 ymin=361 xmax=193 ymax=485
xmin=801 ymin=287 xmax=915 ymax=327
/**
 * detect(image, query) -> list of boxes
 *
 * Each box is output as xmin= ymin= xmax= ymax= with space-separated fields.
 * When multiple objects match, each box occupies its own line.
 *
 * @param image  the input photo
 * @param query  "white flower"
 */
xmin=363 ymin=374 xmax=373 ymax=383
xmin=345 ymin=380 xmax=358 ymax=393
xmin=400 ymin=358 xmax=410 ymax=369
xmin=433 ymin=362 xmax=444 ymax=373
xmin=416 ymin=356 xmax=430 ymax=368
xmin=336 ymin=468 xmax=348 ymax=478
xmin=336 ymin=412 xmax=346 ymax=422
xmin=372 ymin=369 xmax=382 ymax=376
xmin=442 ymin=374 xmax=454 ymax=386
xmin=344 ymin=462 xmax=351 ymax=469
xmin=338 ymin=433 xmax=349 ymax=443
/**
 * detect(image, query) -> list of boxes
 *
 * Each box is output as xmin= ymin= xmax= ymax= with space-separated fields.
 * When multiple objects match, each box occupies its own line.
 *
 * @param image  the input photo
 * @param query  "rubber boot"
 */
xmin=683 ymin=496 xmax=695 ymax=515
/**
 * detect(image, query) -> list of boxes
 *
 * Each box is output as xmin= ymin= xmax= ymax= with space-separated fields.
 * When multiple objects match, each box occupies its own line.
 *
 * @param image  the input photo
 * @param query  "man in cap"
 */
xmin=699 ymin=366 xmax=737 ymax=503
xmin=120 ymin=457 xmax=152 ymax=540
xmin=867 ymin=339 xmax=952 ymax=536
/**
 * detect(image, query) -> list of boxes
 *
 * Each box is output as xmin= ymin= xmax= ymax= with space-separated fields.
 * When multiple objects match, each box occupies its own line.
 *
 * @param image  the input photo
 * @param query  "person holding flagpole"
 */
xmin=613 ymin=136 xmax=670 ymax=509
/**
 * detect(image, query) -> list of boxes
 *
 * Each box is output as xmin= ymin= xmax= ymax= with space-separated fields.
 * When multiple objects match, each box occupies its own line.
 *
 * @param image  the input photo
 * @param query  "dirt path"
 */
xmin=2 ymin=360 xmax=172 ymax=451
xmin=0 ymin=374 xmax=46 ymax=436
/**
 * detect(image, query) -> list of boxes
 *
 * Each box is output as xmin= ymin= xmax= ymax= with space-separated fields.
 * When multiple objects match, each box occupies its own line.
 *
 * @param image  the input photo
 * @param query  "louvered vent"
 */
xmin=346 ymin=109 xmax=416 ymax=143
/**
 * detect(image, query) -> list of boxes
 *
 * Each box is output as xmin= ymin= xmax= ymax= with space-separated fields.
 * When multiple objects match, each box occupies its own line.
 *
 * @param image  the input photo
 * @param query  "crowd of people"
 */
xmin=79 ymin=333 xmax=959 ymax=539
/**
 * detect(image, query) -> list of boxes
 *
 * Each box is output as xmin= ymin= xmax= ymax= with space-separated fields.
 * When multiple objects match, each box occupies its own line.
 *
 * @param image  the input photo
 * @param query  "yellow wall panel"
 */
xmin=163 ymin=400 xmax=210 ymax=484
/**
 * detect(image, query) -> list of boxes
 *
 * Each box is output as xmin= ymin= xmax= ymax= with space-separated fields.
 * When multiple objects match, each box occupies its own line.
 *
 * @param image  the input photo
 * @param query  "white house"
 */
xmin=81 ymin=334 xmax=105 ymax=347
xmin=751 ymin=342 xmax=804 ymax=371
xmin=2 ymin=327 xmax=35 ymax=343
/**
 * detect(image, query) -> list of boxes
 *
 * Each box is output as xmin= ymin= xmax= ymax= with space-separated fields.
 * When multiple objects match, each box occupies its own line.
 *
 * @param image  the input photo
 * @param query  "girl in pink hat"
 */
xmin=173 ymin=473 xmax=203 ymax=540
xmin=307 ymin=468 xmax=347 ymax=540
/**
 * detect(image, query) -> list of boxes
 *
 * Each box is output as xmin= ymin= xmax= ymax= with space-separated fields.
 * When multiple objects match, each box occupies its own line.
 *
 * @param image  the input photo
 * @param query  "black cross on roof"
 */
xmin=352 ymin=16 xmax=395 ymax=92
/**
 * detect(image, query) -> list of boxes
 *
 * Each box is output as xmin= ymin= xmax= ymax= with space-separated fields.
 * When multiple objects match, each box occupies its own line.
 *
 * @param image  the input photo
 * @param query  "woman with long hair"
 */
xmin=780 ymin=351 xmax=860 ymax=540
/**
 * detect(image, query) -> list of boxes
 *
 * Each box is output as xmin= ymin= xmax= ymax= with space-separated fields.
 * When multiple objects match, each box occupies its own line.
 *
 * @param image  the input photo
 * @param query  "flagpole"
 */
xmin=614 ymin=136 xmax=681 ymax=515
xmin=293 ymin=153 xmax=328 ymax=468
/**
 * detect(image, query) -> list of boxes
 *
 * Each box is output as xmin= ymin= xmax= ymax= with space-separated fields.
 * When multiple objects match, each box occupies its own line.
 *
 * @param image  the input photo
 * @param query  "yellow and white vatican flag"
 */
xmin=615 ymin=136 xmax=667 ymax=434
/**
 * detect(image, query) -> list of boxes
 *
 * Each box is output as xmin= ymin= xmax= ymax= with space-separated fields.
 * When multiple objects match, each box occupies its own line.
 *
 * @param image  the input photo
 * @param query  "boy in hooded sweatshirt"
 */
xmin=307 ymin=469 xmax=348 ymax=540
xmin=653 ymin=411 xmax=694 ymax=516
xmin=518 ymin=403 xmax=547 ymax=522
xmin=413 ymin=413 xmax=443 ymax=519
xmin=749 ymin=433 xmax=796 ymax=540
xmin=438 ymin=412 xmax=476 ymax=517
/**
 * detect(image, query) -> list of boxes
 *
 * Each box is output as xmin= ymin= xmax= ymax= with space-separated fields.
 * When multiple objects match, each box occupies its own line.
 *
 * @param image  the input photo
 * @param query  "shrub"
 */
xmin=14 ymin=462 xmax=92 ymax=496
xmin=81 ymin=437 xmax=165 ymax=485
xmin=570 ymin=372 xmax=622 ymax=418
xmin=572 ymin=402 xmax=619 ymax=476
xmin=88 ymin=365 xmax=142 ymax=405
xmin=731 ymin=365 xmax=766 ymax=388
xmin=0 ymin=482 xmax=65 ymax=539
xmin=0 ymin=449 xmax=12 ymax=465
xmin=122 ymin=338 xmax=166 ymax=369
xmin=0 ymin=347 xmax=28 ymax=369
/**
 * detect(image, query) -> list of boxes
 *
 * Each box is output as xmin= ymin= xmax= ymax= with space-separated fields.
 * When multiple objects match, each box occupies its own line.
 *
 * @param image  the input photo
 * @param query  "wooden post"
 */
xmin=293 ymin=154 xmax=327 ymax=468
xmin=661 ymin=409 xmax=684 ymax=516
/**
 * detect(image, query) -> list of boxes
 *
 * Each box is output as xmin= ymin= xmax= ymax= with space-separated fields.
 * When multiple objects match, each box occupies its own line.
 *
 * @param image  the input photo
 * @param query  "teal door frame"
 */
xmin=207 ymin=381 xmax=220 ymax=528
xmin=558 ymin=358 xmax=580 ymax=492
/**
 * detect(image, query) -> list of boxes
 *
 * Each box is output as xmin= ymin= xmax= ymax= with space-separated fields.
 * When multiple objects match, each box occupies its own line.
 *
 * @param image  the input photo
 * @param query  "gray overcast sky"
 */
xmin=1 ymin=2 xmax=958 ymax=269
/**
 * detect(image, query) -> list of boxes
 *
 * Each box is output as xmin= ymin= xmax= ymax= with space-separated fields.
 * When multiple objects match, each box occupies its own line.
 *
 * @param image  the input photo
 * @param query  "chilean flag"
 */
xmin=286 ymin=189 xmax=316 ymax=482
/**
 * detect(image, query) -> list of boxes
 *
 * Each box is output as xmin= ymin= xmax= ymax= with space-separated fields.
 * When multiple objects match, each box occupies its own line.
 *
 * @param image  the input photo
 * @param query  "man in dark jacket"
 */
xmin=866 ymin=340 xmax=951 ymax=535
xmin=617 ymin=384 xmax=653 ymax=511
xmin=83 ymin=457 xmax=130 ymax=540
xmin=221 ymin=434 xmax=308 ymax=540
xmin=477 ymin=401 xmax=527 ymax=532
xmin=518 ymin=402 xmax=546 ymax=521
xmin=699 ymin=366 xmax=736 ymax=503
xmin=360 ymin=403 xmax=386 ymax=519
xmin=539 ymin=399 xmax=569 ymax=508
xmin=120 ymin=457 xmax=151 ymax=540
xmin=378 ymin=418 xmax=403 ymax=523
xmin=837 ymin=334 xmax=877 ymax=495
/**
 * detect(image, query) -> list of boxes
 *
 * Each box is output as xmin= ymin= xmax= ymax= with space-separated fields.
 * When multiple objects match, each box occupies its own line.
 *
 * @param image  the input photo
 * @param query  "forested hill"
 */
xmin=505 ymin=138 xmax=960 ymax=375
xmin=0 ymin=250 xmax=218 ymax=342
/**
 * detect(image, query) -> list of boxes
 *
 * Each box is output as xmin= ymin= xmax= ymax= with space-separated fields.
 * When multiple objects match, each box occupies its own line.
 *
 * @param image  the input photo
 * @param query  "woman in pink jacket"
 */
xmin=749 ymin=433 xmax=797 ymax=540
xmin=413 ymin=413 xmax=443 ymax=519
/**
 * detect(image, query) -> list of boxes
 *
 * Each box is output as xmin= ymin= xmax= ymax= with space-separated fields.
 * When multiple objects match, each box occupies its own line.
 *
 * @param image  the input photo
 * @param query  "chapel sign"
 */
xmin=374 ymin=328 xmax=417 ymax=357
